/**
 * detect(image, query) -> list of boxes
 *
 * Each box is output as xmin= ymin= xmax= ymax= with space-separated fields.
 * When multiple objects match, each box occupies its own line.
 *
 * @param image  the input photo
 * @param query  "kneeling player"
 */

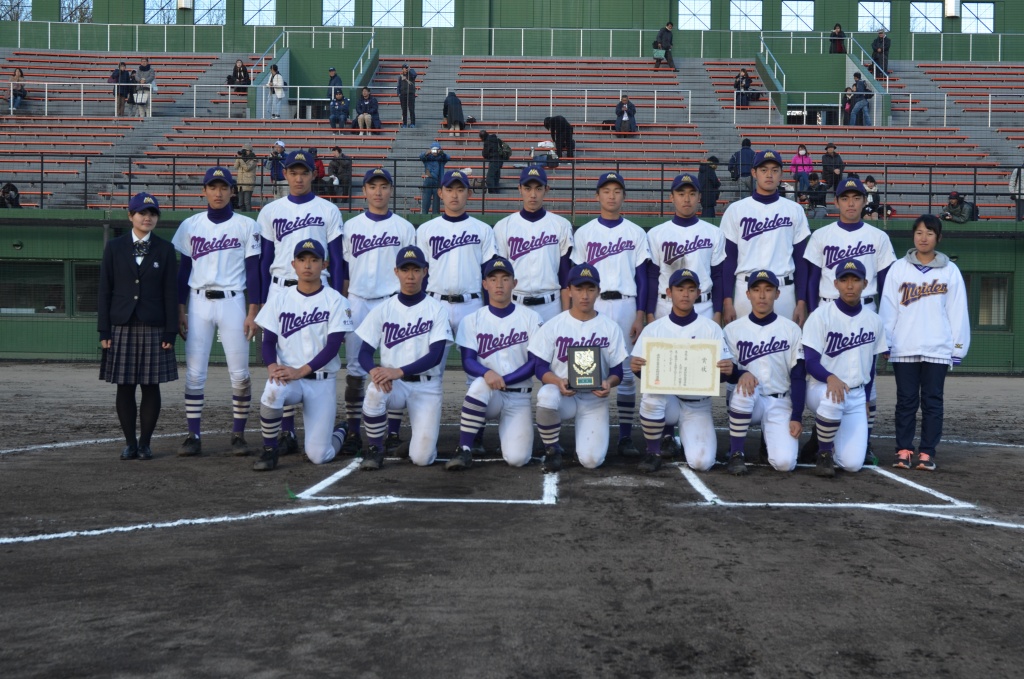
xmin=630 ymin=269 xmax=733 ymax=473
xmin=253 ymin=240 xmax=355 ymax=471
xmin=528 ymin=264 xmax=628 ymax=472
xmin=357 ymin=246 xmax=453 ymax=470
xmin=451 ymin=256 xmax=543 ymax=470
xmin=722 ymin=270 xmax=805 ymax=475
xmin=801 ymin=259 xmax=887 ymax=477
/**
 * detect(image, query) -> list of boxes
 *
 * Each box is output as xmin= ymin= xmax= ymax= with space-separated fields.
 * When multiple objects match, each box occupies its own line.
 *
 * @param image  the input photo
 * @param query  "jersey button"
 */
xmin=135 ymin=279 xmax=140 ymax=284
xmin=134 ymin=296 xmax=138 ymax=300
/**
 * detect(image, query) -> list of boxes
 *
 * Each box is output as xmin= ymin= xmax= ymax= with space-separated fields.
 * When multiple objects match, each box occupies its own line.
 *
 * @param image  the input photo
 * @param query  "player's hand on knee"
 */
xmin=629 ymin=356 xmax=646 ymax=375
xmin=737 ymin=371 xmax=758 ymax=396
xmin=789 ymin=420 xmax=802 ymax=439
xmin=826 ymin=375 xmax=849 ymax=403
xmin=717 ymin=359 xmax=733 ymax=378
xmin=484 ymin=370 xmax=506 ymax=391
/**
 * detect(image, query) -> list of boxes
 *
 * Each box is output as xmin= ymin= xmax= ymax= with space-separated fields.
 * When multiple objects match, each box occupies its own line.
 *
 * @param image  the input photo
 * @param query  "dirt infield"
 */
xmin=2 ymin=363 xmax=1024 ymax=678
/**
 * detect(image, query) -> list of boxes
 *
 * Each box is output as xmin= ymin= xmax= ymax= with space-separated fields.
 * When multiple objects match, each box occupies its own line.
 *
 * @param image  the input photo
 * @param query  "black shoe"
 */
xmin=726 ymin=451 xmax=748 ymax=476
xmin=756 ymin=432 xmax=769 ymax=465
xmin=798 ymin=426 xmax=818 ymax=465
xmin=231 ymin=432 xmax=250 ymax=456
xmin=253 ymin=445 xmax=278 ymax=471
xmin=360 ymin=444 xmax=385 ymax=471
xmin=178 ymin=434 xmax=201 ymax=457
xmin=617 ymin=437 xmax=642 ymax=458
xmin=658 ymin=435 xmax=680 ymax=460
xmin=637 ymin=452 xmax=663 ymax=473
xmin=815 ymin=449 xmax=836 ymax=478
xmin=120 ymin=445 xmax=139 ymax=461
xmin=864 ymin=443 xmax=879 ymax=466
xmin=341 ymin=429 xmax=363 ymax=456
xmin=137 ymin=445 xmax=153 ymax=461
xmin=277 ymin=431 xmax=299 ymax=456
xmin=446 ymin=446 xmax=473 ymax=471
xmin=541 ymin=444 xmax=564 ymax=473
xmin=385 ymin=432 xmax=407 ymax=458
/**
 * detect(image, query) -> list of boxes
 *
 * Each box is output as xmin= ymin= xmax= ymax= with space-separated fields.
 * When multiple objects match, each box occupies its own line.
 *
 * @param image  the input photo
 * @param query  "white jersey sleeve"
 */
xmin=570 ymin=218 xmax=652 ymax=296
xmin=527 ymin=311 xmax=628 ymax=381
xmin=255 ymin=286 xmax=354 ymax=373
xmin=646 ymin=218 xmax=726 ymax=296
xmin=258 ymin=195 xmax=344 ymax=283
xmin=724 ymin=314 xmax=803 ymax=395
xmin=806 ymin=222 xmax=897 ymax=299
xmin=802 ymin=303 xmax=887 ymax=387
xmin=417 ymin=215 xmax=498 ymax=296
xmin=172 ymin=212 xmax=260 ymax=291
xmin=493 ymin=210 xmax=573 ymax=295
xmin=342 ymin=211 xmax=417 ymax=298
xmin=720 ymin=195 xmax=811 ymax=277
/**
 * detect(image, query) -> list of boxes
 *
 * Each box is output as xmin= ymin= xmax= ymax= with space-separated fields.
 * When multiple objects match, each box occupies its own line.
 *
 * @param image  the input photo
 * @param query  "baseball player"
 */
xmin=493 ymin=166 xmax=574 ymax=322
xmin=630 ymin=269 xmax=734 ymax=473
xmin=527 ymin=264 xmax=628 ymax=472
xmin=451 ymin=256 xmax=543 ymax=470
xmin=252 ymin=239 xmax=355 ymax=471
xmin=340 ymin=168 xmax=417 ymax=455
xmin=571 ymin=172 xmax=652 ymax=456
xmin=356 ymin=246 xmax=453 ymax=470
xmin=804 ymin=176 xmax=896 ymax=465
xmin=720 ymin=149 xmax=811 ymax=327
xmin=645 ymin=172 xmax=726 ymax=322
xmin=258 ymin=149 xmax=345 ymax=455
xmin=722 ymin=270 xmax=806 ymax=475
xmin=172 ymin=167 xmax=261 ymax=457
xmin=801 ymin=258 xmax=888 ymax=477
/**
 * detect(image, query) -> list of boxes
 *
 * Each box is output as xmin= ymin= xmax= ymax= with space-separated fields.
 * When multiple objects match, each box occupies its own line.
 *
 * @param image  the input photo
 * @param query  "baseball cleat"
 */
xmin=617 ymin=437 xmax=642 ymax=458
xmin=252 ymin=445 xmax=278 ymax=471
xmin=726 ymin=451 xmax=748 ymax=476
xmin=636 ymin=452 xmax=663 ymax=473
xmin=864 ymin=443 xmax=879 ymax=466
xmin=914 ymin=453 xmax=936 ymax=471
xmin=360 ymin=445 xmax=385 ymax=471
xmin=137 ymin=445 xmax=153 ymax=461
xmin=893 ymin=449 xmax=913 ymax=469
xmin=756 ymin=432 xmax=769 ymax=465
xmin=445 ymin=446 xmax=474 ymax=471
xmin=231 ymin=432 xmax=250 ymax=456
xmin=120 ymin=445 xmax=139 ymax=461
xmin=541 ymin=444 xmax=564 ymax=473
xmin=277 ymin=431 xmax=299 ymax=456
xmin=341 ymin=429 xmax=363 ymax=456
xmin=177 ymin=433 xmax=201 ymax=457
xmin=385 ymin=432 xmax=409 ymax=458
xmin=815 ymin=449 xmax=836 ymax=478
xmin=798 ymin=427 xmax=818 ymax=465
xmin=658 ymin=435 xmax=680 ymax=460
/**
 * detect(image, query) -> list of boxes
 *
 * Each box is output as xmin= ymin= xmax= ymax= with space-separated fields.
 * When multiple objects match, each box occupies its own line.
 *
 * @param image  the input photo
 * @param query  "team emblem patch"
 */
xmin=764 ymin=151 xmax=776 ymax=159
xmin=143 ymin=196 xmax=155 ymax=204
xmin=756 ymin=270 xmax=769 ymax=279
xmin=373 ymin=169 xmax=385 ymax=176
xmin=528 ymin=168 xmax=540 ymax=176
xmin=682 ymin=269 xmax=693 ymax=277
xmin=453 ymin=171 xmax=462 ymax=178
xmin=296 ymin=153 xmax=305 ymax=161
xmin=845 ymin=180 xmax=857 ymax=188
xmin=212 ymin=170 xmax=224 ymax=178
xmin=580 ymin=268 xmax=593 ymax=277
xmin=404 ymin=250 xmax=416 ymax=258
xmin=844 ymin=261 xmax=858 ymax=270
xmin=493 ymin=260 xmax=504 ymax=267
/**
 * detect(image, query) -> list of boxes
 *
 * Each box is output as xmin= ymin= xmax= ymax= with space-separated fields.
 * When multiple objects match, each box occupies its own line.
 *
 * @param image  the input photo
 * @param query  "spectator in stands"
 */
xmin=356 ymin=87 xmax=381 ymax=135
xmin=443 ymin=90 xmax=465 ymax=136
xmin=1 ymin=181 xmax=21 ymax=208
xmin=829 ymin=23 xmax=846 ymax=54
xmin=135 ymin=57 xmax=155 ymax=118
xmin=480 ymin=129 xmax=504 ymax=194
xmin=327 ymin=67 xmax=344 ymax=98
xmin=233 ymin=143 xmax=257 ymax=211
xmin=111 ymin=61 xmax=132 ymax=117
xmin=397 ymin=63 xmax=417 ymax=128
xmin=228 ymin=59 xmax=250 ymax=95
xmin=698 ymin=155 xmax=721 ymax=218
xmin=850 ymin=73 xmax=872 ymax=126
xmin=872 ymin=30 xmax=891 ymax=78
xmin=805 ymin=173 xmax=829 ymax=219
xmin=328 ymin=90 xmax=350 ymax=132
xmin=614 ymin=94 xmax=638 ymax=136
xmin=790 ymin=144 xmax=813 ymax=198
xmin=264 ymin=141 xmax=287 ymax=199
xmin=821 ymin=142 xmax=845 ymax=193
xmin=5 ymin=68 xmax=27 ymax=113
xmin=419 ymin=142 xmax=450 ymax=214
xmin=940 ymin=191 xmax=972 ymax=223
xmin=326 ymin=146 xmax=353 ymax=205
xmin=310 ymin=148 xmax=326 ymax=195
xmin=543 ymin=115 xmax=574 ymax=159
xmin=862 ymin=175 xmax=889 ymax=221
xmin=1009 ymin=163 xmax=1024 ymax=222
xmin=267 ymin=64 xmax=285 ymax=119
xmin=654 ymin=21 xmax=676 ymax=71
xmin=841 ymin=87 xmax=854 ymax=125
xmin=734 ymin=68 xmax=752 ymax=107
xmin=728 ymin=138 xmax=755 ymax=197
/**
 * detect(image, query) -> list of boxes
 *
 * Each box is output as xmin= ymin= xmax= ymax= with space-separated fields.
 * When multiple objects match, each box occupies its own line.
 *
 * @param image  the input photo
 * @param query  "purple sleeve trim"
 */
xmin=307 ymin=332 xmax=344 ymax=373
xmin=460 ymin=347 xmax=489 ymax=378
xmin=728 ymin=366 xmax=746 ymax=385
xmin=531 ymin=352 xmax=552 ymax=381
xmin=803 ymin=347 xmax=832 ymax=383
xmin=558 ymin=252 xmax=572 ymax=288
xmin=793 ymin=237 xmax=809 ymax=303
xmin=723 ymin=240 xmax=738 ymax=299
xmin=502 ymin=356 xmax=536 ymax=385
xmin=400 ymin=339 xmax=447 ymax=375
xmin=262 ymin=330 xmax=278 ymax=366
xmin=875 ymin=263 xmax=890 ymax=300
xmin=245 ymin=256 xmax=261 ymax=305
xmin=260 ymin=239 xmax=275 ymax=303
xmin=807 ymin=263 xmax=822 ymax=312
xmin=866 ymin=359 xmax=877 ymax=404
xmin=711 ymin=262 xmax=724 ymax=313
xmin=609 ymin=363 xmax=624 ymax=381
xmin=328 ymin=237 xmax=345 ymax=294
xmin=789 ymin=360 xmax=807 ymax=421
xmin=646 ymin=260 xmax=659 ymax=313
xmin=634 ymin=264 xmax=648 ymax=313
xmin=358 ymin=341 xmax=377 ymax=374
xmin=177 ymin=255 xmax=192 ymax=305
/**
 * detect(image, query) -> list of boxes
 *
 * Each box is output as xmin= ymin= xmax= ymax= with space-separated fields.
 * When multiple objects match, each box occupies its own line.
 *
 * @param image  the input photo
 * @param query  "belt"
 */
xmin=766 ymin=392 xmax=788 ymax=399
xmin=272 ymin=276 xmax=298 ymax=287
xmin=661 ymin=291 xmax=712 ymax=303
xmin=820 ymin=296 xmax=875 ymax=304
xmin=513 ymin=291 xmax=558 ymax=306
xmin=401 ymin=374 xmax=435 ymax=382
xmin=429 ymin=292 xmax=481 ymax=304
xmin=303 ymin=371 xmax=333 ymax=381
xmin=358 ymin=292 xmax=398 ymax=302
xmin=679 ymin=396 xmax=708 ymax=403
xmin=505 ymin=387 xmax=533 ymax=394
xmin=196 ymin=289 xmax=239 ymax=299
xmin=599 ymin=291 xmax=635 ymax=301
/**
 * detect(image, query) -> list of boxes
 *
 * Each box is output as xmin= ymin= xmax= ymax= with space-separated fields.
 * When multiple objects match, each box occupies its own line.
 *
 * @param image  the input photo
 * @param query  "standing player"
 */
xmin=571 ymin=172 xmax=652 ymax=456
xmin=646 ymin=172 xmax=726 ymax=321
xmin=720 ymin=150 xmax=811 ymax=326
xmin=527 ymin=264 xmax=628 ymax=472
xmin=493 ymin=166 xmax=574 ymax=322
xmin=172 ymin=167 xmax=261 ymax=456
xmin=722 ymin=270 xmax=805 ymax=475
xmin=630 ymin=269 xmax=734 ymax=473
xmin=356 ymin=246 xmax=453 ymax=470
xmin=801 ymin=259 xmax=887 ymax=477
xmin=340 ymin=168 xmax=417 ymax=455
xmin=258 ymin=149 xmax=345 ymax=456
xmin=451 ymin=256 xmax=543 ymax=470
xmin=252 ymin=240 xmax=355 ymax=471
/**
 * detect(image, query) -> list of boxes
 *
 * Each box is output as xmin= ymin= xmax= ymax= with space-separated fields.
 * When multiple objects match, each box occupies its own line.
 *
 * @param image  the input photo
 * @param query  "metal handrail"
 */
xmin=849 ymin=36 xmax=890 ymax=94
xmin=4 ymin=80 xmax=152 ymax=117
xmin=442 ymin=87 xmax=690 ymax=124
xmin=351 ymin=30 xmax=377 ymax=88
xmin=758 ymin=39 xmax=787 ymax=92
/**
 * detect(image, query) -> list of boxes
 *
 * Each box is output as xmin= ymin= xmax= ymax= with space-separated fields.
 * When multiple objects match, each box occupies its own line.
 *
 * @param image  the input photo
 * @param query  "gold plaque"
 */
xmin=568 ymin=346 xmax=602 ymax=391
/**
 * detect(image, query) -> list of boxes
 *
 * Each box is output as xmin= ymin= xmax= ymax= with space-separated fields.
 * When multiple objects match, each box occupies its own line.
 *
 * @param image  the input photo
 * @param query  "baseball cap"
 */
xmin=274 ymin=140 xmax=286 ymax=150
xmin=826 ymin=142 xmax=837 ymax=150
xmin=203 ymin=166 xmax=234 ymax=186
xmin=836 ymin=177 xmax=867 ymax=197
xmin=441 ymin=170 xmax=470 ymax=188
xmin=948 ymin=191 xmax=960 ymax=200
xmin=430 ymin=142 xmax=441 ymax=151
xmin=363 ymin=167 xmax=394 ymax=185
xmin=669 ymin=268 xmax=701 ymax=288
xmin=520 ymin=166 xmax=548 ymax=186
xmin=328 ymin=67 xmax=336 ymax=71
xmin=293 ymin=239 xmax=326 ymax=260
xmin=283 ymin=150 xmax=314 ymax=171
xmin=596 ymin=172 xmax=625 ymax=191
xmin=396 ymin=245 xmax=428 ymax=269
xmin=128 ymin=192 xmax=160 ymax=215
xmin=835 ymin=258 xmax=867 ymax=280
xmin=482 ymin=256 xmax=515 ymax=279
xmin=567 ymin=263 xmax=600 ymax=288
xmin=752 ymin=149 xmax=783 ymax=169
xmin=670 ymin=173 xmax=700 ymax=192
xmin=401 ymin=63 xmax=409 ymax=68
xmin=746 ymin=270 xmax=780 ymax=289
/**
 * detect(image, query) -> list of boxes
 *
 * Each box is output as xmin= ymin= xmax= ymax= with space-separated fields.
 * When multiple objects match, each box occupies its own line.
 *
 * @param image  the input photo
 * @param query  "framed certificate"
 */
xmin=639 ymin=338 xmax=721 ymax=397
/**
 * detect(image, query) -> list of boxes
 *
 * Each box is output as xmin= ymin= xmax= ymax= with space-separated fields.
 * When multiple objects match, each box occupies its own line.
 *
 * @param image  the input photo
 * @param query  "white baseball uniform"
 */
xmin=258 ymin=193 xmax=344 ymax=301
xmin=493 ymin=209 xmax=573 ymax=321
xmin=646 ymin=216 xmax=726 ymax=319
xmin=528 ymin=310 xmax=628 ymax=469
xmin=456 ymin=303 xmax=543 ymax=467
xmin=255 ymin=285 xmax=354 ymax=463
xmin=633 ymin=313 xmax=733 ymax=471
xmin=805 ymin=221 xmax=896 ymax=309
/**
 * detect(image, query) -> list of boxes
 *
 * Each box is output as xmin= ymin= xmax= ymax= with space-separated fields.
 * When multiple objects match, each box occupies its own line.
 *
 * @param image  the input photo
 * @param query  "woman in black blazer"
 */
xmin=98 ymin=193 xmax=179 ymax=460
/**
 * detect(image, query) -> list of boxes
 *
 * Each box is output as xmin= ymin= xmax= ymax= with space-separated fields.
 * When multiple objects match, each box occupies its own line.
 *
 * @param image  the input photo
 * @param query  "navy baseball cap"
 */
xmin=396 ymin=245 xmax=428 ymax=269
xmin=596 ymin=172 xmax=625 ymax=191
xmin=752 ymin=149 xmax=783 ymax=169
xmin=835 ymin=258 xmax=867 ymax=280
xmin=520 ymin=166 xmax=548 ymax=186
xmin=836 ymin=177 xmax=867 ymax=197
xmin=669 ymin=268 xmax=701 ymax=288
xmin=670 ymin=173 xmax=700 ymax=192
xmin=363 ymin=167 xmax=394 ymax=185
xmin=203 ymin=166 xmax=234 ymax=186
xmin=567 ymin=263 xmax=600 ymax=288
xmin=128 ymin=192 xmax=160 ymax=214
xmin=294 ymin=239 xmax=326 ymax=259
xmin=747 ymin=270 xmax=780 ymax=289
xmin=283 ymin=150 xmax=315 ymax=171
xmin=441 ymin=170 xmax=470 ymax=188
xmin=328 ymin=67 xmax=336 ymax=72
xmin=482 ymin=256 xmax=515 ymax=279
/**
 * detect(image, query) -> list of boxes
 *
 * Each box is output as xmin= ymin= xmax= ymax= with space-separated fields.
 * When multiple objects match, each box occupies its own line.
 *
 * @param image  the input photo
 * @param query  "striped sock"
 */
xmin=363 ymin=413 xmax=387 ymax=448
xmin=185 ymin=391 xmax=204 ymax=437
xmin=815 ymin=416 xmax=841 ymax=453
xmin=330 ymin=423 xmax=349 ymax=455
xmin=459 ymin=395 xmax=487 ymax=449
xmin=260 ymin=405 xmax=283 ymax=448
xmin=282 ymin=404 xmax=297 ymax=434
xmin=640 ymin=415 xmax=666 ymax=455
xmin=868 ymin=400 xmax=876 ymax=439
xmin=232 ymin=388 xmax=251 ymax=434
xmin=728 ymin=408 xmax=753 ymax=455
xmin=345 ymin=401 xmax=361 ymax=435
xmin=536 ymin=407 xmax=561 ymax=446
xmin=663 ymin=423 xmax=675 ymax=438
xmin=387 ymin=409 xmax=403 ymax=436
xmin=617 ymin=395 xmax=635 ymax=441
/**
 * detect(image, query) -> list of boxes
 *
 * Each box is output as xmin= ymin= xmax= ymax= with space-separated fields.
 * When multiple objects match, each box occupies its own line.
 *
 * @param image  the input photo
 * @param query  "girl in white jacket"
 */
xmin=879 ymin=214 xmax=970 ymax=471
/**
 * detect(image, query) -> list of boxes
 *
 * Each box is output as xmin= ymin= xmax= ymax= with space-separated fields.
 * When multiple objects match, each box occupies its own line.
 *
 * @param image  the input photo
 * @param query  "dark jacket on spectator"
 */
xmin=329 ymin=96 xmax=350 ymax=121
xmin=230 ymin=63 xmax=250 ymax=93
xmin=265 ymin=153 xmax=285 ymax=182
xmin=615 ymin=100 xmax=638 ymax=132
xmin=821 ymin=151 xmax=846 ymax=189
xmin=443 ymin=91 xmax=465 ymax=128
xmin=328 ymin=153 xmax=353 ymax=184
xmin=97 ymin=232 xmax=178 ymax=345
xmin=807 ymin=181 xmax=829 ymax=207
xmin=698 ymin=162 xmax=721 ymax=209
xmin=656 ymin=26 xmax=673 ymax=50
xmin=327 ymin=73 xmax=344 ymax=98
xmin=357 ymin=95 xmax=381 ymax=129
xmin=482 ymin=133 xmax=502 ymax=160
xmin=730 ymin=145 xmax=755 ymax=178
xmin=111 ymin=66 xmax=132 ymax=97
xmin=829 ymin=28 xmax=846 ymax=54
xmin=1 ymin=182 xmax=21 ymax=208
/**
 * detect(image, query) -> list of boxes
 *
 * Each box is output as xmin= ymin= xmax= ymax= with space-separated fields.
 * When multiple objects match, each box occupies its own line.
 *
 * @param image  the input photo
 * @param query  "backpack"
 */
xmin=728 ymin=152 xmax=740 ymax=180
xmin=499 ymin=140 xmax=513 ymax=160
xmin=968 ymin=201 xmax=979 ymax=221
xmin=864 ymin=85 xmax=874 ymax=100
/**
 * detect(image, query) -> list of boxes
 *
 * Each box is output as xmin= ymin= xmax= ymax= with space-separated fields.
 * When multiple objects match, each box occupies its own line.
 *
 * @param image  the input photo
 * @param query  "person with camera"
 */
xmin=263 ymin=141 xmax=287 ymax=200
xmin=233 ymin=143 xmax=257 ymax=211
xmin=419 ymin=142 xmax=450 ymax=214
xmin=325 ymin=146 xmax=353 ymax=205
